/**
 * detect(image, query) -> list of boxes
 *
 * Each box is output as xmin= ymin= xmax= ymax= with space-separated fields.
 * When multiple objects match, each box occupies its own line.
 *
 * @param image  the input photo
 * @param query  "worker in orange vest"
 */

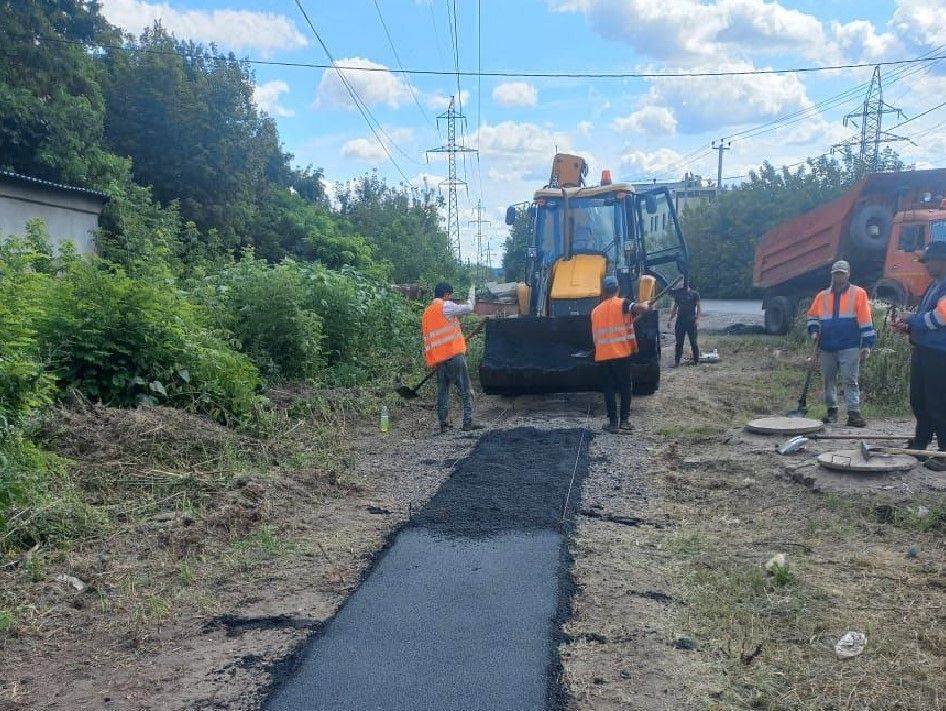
xmin=591 ymin=276 xmax=653 ymax=434
xmin=422 ymin=282 xmax=484 ymax=434
xmin=806 ymin=260 xmax=875 ymax=427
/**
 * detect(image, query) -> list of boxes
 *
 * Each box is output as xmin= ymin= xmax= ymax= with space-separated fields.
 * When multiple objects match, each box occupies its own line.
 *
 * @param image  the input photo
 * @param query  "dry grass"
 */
xmin=649 ymin=333 xmax=946 ymax=710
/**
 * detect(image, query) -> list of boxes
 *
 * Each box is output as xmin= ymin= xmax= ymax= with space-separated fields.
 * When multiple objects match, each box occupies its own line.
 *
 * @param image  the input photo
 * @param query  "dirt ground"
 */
xmin=2 ymin=326 xmax=945 ymax=710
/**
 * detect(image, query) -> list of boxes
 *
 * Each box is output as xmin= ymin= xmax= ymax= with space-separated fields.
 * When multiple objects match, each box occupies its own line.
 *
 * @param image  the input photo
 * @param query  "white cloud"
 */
xmin=620 ymin=148 xmax=685 ymax=176
xmin=492 ymin=82 xmax=539 ymax=108
xmin=476 ymin=121 xmax=569 ymax=158
xmin=891 ymin=0 xmax=946 ymax=48
xmin=427 ymin=90 xmax=471 ymax=111
xmin=341 ymin=138 xmax=388 ymax=162
xmin=317 ymin=57 xmax=414 ymax=109
xmin=829 ymin=20 xmax=902 ymax=63
xmin=549 ymin=0 xmax=829 ymax=63
xmin=253 ymin=80 xmax=294 ymax=118
xmin=611 ymin=106 xmax=677 ymax=136
xmin=577 ymin=120 xmax=594 ymax=136
xmin=341 ymin=129 xmax=414 ymax=162
xmin=635 ymin=62 xmax=812 ymax=134
xmin=99 ymin=0 xmax=307 ymax=54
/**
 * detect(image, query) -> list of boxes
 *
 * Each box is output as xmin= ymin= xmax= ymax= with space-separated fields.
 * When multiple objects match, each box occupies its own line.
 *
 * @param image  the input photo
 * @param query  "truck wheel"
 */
xmin=764 ymin=295 xmax=794 ymax=336
xmin=849 ymin=205 xmax=893 ymax=254
xmin=632 ymin=378 xmax=659 ymax=396
xmin=871 ymin=280 xmax=906 ymax=306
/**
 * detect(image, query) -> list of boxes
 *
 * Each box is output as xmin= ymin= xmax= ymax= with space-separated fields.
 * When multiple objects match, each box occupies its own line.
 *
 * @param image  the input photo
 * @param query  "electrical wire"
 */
xmin=371 ymin=0 xmax=434 ymax=128
xmin=291 ymin=0 xmax=420 ymax=175
xmin=16 ymin=33 xmax=946 ymax=78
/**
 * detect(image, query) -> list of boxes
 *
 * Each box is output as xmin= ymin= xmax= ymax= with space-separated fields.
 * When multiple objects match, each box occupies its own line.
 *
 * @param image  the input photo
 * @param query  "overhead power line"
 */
xmin=291 ymin=0 xmax=415 ymax=180
xmin=15 ymin=34 xmax=946 ymax=78
xmin=371 ymin=0 xmax=433 ymax=128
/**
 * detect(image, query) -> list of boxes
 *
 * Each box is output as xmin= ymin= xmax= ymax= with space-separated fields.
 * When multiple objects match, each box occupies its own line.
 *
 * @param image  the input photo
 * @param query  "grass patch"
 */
xmin=224 ymin=527 xmax=306 ymax=572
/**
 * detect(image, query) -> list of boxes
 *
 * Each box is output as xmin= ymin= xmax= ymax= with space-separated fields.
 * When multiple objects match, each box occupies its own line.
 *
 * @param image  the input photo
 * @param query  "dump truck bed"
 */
xmin=752 ymin=169 xmax=946 ymax=290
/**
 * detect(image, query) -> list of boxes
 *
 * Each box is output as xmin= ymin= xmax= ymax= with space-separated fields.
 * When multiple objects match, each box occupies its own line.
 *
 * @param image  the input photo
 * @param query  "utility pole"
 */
xmin=468 ymin=199 xmax=491 ymax=283
xmin=711 ymin=139 xmax=731 ymax=197
xmin=833 ymin=66 xmax=911 ymax=173
xmin=426 ymin=97 xmax=477 ymax=261
xmin=485 ymin=240 xmax=493 ymax=278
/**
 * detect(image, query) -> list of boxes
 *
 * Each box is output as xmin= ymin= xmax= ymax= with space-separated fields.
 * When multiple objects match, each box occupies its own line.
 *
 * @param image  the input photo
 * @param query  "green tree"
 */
xmin=682 ymin=147 xmax=904 ymax=298
xmin=502 ymin=207 xmax=532 ymax=282
xmin=0 ymin=0 xmax=124 ymax=186
xmin=101 ymin=24 xmax=292 ymax=248
xmin=336 ymin=172 xmax=466 ymax=285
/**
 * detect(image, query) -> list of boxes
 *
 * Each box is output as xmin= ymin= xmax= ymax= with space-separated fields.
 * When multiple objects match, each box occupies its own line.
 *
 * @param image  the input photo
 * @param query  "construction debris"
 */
xmin=835 ymin=631 xmax=867 ymax=659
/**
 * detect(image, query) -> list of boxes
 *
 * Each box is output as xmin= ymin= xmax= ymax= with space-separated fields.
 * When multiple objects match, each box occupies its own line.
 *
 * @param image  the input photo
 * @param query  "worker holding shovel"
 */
xmin=422 ymin=282 xmax=484 ymax=434
xmin=893 ymin=241 xmax=946 ymax=471
xmin=591 ymin=276 xmax=652 ymax=434
xmin=806 ymin=260 xmax=876 ymax=427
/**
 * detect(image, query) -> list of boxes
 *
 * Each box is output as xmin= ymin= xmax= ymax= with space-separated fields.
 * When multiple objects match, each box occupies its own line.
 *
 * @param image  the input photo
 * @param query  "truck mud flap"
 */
xmin=478 ymin=314 xmax=660 ymax=396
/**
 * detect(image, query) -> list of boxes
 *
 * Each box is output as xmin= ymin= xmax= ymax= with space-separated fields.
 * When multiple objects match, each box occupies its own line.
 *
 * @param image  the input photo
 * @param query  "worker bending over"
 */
xmin=893 ymin=242 xmax=946 ymax=471
xmin=422 ymin=282 xmax=484 ymax=434
xmin=591 ymin=276 xmax=652 ymax=434
xmin=806 ymin=260 xmax=875 ymax=427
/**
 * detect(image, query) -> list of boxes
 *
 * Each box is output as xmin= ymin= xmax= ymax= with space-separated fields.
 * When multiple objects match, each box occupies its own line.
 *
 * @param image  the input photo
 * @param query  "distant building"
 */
xmin=0 ymin=171 xmax=108 ymax=254
xmin=630 ymin=177 xmax=716 ymax=214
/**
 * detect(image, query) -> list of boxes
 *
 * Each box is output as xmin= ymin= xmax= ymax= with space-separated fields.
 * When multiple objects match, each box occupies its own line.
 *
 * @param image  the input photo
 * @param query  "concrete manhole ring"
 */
xmin=817 ymin=449 xmax=917 ymax=473
xmin=745 ymin=416 xmax=824 ymax=435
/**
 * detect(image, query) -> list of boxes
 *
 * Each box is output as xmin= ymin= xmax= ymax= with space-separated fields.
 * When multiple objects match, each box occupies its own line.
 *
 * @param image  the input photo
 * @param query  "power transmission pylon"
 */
xmin=468 ymin=199 xmax=491 ymax=283
xmin=833 ymin=66 xmax=912 ymax=173
xmin=426 ymin=97 xmax=477 ymax=261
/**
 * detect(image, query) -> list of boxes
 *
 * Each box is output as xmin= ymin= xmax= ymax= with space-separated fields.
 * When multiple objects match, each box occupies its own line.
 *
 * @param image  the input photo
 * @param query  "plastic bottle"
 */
xmin=379 ymin=405 xmax=390 ymax=433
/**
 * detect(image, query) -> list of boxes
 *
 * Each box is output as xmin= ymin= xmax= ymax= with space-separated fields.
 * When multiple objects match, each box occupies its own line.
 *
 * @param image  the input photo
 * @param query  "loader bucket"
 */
xmin=478 ymin=312 xmax=662 ymax=396
xmin=479 ymin=316 xmax=599 ymax=395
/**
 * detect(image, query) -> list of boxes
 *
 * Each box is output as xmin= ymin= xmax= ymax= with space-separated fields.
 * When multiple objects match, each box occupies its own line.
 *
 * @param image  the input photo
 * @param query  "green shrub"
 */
xmin=0 ymin=229 xmax=57 ymax=425
xmin=299 ymin=263 xmax=421 ymax=386
xmin=200 ymin=255 xmax=325 ymax=381
xmin=861 ymin=307 xmax=911 ymax=415
xmin=43 ymin=260 xmax=261 ymax=422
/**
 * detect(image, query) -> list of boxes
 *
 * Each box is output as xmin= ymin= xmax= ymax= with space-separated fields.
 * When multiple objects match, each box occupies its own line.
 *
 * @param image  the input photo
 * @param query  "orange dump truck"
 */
xmin=753 ymin=168 xmax=946 ymax=334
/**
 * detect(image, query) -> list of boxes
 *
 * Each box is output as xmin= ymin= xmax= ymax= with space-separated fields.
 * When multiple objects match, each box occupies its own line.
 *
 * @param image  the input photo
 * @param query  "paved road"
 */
xmin=264 ymin=428 xmax=589 ymax=711
xmin=700 ymin=299 xmax=763 ymax=318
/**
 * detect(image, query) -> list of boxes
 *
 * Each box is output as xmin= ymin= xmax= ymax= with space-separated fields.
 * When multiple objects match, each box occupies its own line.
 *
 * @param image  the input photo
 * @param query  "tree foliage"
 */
xmin=502 ymin=207 xmax=532 ymax=282
xmin=682 ymin=147 xmax=905 ymax=298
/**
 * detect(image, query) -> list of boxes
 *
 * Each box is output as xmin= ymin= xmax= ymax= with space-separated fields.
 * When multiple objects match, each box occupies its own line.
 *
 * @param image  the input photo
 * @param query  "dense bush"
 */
xmin=0 ymin=230 xmax=56 ymax=425
xmin=300 ymin=263 xmax=421 ymax=385
xmin=200 ymin=255 xmax=325 ymax=381
xmin=44 ymin=259 xmax=261 ymax=422
xmin=200 ymin=257 xmax=421 ymax=386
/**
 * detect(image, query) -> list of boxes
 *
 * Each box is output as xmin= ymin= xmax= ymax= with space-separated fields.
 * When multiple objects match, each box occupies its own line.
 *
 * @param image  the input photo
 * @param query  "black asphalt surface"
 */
xmin=264 ymin=427 xmax=590 ymax=711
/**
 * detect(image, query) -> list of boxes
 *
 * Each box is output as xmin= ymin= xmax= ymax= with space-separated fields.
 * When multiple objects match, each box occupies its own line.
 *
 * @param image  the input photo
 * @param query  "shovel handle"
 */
xmin=870 ymin=446 xmax=946 ymax=459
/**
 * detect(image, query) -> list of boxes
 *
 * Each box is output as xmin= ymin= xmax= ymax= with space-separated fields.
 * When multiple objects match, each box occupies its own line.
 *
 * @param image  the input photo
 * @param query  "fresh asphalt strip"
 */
xmin=264 ymin=427 xmax=592 ymax=711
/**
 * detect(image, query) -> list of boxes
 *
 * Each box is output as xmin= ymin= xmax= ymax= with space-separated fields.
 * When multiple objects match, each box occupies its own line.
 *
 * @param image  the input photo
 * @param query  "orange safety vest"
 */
xmin=422 ymin=299 xmax=467 ymax=367
xmin=591 ymin=296 xmax=637 ymax=362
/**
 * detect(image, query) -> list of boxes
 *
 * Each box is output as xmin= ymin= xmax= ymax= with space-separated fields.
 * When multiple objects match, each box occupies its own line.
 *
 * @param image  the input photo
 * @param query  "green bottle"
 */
xmin=380 ymin=405 xmax=390 ymax=433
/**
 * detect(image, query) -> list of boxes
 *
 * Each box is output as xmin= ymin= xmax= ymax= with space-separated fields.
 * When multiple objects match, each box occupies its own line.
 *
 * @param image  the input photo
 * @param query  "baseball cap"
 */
xmin=918 ymin=241 xmax=946 ymax=263
xmin=831 ymin=260 xmax=851 ymax=274
xmin=603 ymin=275 xmax=620 ymax=291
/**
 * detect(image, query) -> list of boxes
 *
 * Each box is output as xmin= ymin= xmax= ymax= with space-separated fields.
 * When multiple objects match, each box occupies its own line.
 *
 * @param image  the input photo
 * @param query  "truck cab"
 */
xmin=875 ymin=206 xmax=946 ymax=305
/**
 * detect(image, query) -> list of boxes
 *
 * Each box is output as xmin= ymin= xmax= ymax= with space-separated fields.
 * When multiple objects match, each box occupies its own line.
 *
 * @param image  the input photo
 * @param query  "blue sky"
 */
xmin=99 ymin=0 xmax=946 ymax=264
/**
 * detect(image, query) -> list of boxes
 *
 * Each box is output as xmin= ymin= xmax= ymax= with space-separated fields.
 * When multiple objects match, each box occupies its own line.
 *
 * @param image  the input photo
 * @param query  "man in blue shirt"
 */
xmin=894 ymin=241 xmax=946 ymax=471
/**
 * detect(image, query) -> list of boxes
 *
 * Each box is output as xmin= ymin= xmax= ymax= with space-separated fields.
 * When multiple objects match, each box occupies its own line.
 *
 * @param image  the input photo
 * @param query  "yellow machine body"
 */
xmin=549 ymin=254 xmax=607 ymax=300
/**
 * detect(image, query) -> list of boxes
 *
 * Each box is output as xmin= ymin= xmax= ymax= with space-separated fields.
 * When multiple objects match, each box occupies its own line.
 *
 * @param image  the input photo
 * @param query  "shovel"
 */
xmin=787 ymin=339 xmax=819 ymax=417
xmin=396 ymin=320 xmax=487 ymax=400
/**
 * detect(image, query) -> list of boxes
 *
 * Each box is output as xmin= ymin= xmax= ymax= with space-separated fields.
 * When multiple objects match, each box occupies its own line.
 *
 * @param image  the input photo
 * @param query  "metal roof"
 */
xmin=0 ymin=170 xmax=109 ymax=202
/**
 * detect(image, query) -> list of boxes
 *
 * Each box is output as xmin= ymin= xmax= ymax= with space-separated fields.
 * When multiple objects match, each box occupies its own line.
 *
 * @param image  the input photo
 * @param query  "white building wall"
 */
xmin=0 ymin=182 xmax=103 ymax=255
